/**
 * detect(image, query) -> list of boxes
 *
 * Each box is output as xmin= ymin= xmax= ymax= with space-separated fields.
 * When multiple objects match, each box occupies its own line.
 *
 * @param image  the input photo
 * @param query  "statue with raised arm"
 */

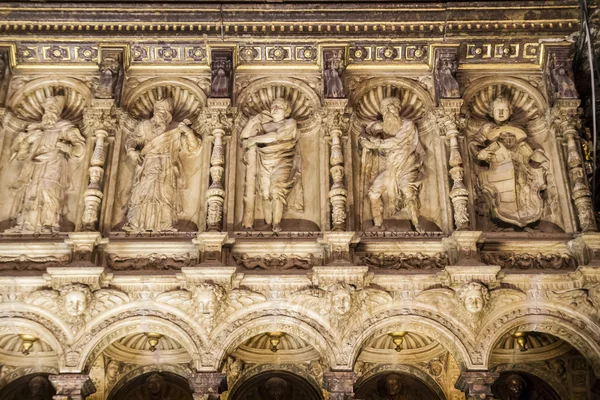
xmin=6 ymin=95 xmax=85 ymax=234
xmin=240 ymin=97 xmax=303 ymax=232
xmin=123 ymin=98 xmax=202 ymax=232
xmin=360 ymin=97 xmax=426 ymax=232
xmin=469 ymin=95 xmax=549 ymax=229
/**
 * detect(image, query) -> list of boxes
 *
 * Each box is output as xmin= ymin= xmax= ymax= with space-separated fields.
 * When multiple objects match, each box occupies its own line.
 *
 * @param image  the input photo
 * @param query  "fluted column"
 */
xmin=322 ymin=99 xmax=350 ymax=231
xmin=81 ymin=99 xmax=116 ymax=231
xmin=49 ymin=374 xmax=95 ymax=400
xmin=455 ymin=371 xmax=498 ymax=400
xmin=323 ymin=371 xmax=357 ymax=400
xmin=189 ymin=372 xmax=227 ymax=400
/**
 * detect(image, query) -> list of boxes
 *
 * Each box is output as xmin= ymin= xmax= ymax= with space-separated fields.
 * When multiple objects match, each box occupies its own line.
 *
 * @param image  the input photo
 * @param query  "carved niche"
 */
xmin=0 ymin=78 xmax=92 ymax=233
xmin=110 ymin=78 xmax=208 ymax=232
xmin=351 ymin=77 xmax=448 ymax=233
xmin=233 ymin=79 xmax=322 ymax=232
xmin=462 ymin=78 xmax=568 ymax=232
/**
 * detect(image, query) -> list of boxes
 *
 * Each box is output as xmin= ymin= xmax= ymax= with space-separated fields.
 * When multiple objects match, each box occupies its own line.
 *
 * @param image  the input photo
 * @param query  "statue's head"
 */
xmin=28 ymin=376 xmax=48 ymax=396
xmin=264 ymin=377 xmax=288 ymax=400
xmin=146 ymin=373 xmax=164 ymax=395
xmin=380 ymin=97 xmax=402 ymax=135
xmin=106 ymin=360 xmax=121 ymax=381
xmin=506 ymin=374 xmax=526 ymax=398
xmin=152 ymin=98 xmax=174 ymax=127
xmin=60 ymin=284 xmax=92 ymax=317
xmin=489 ymin=95 xmax=513 ymax=123
xmin=270 ymin=97 xmax=292 ymax=122
xmin=457 ymin=282 xmax=489 ymax=314
xmin=42 ymin=96 xmax=65 ymax=128
xmin=330 ymin=285 xmax=352 ymax=316
xmin=228 ymin=357 xmax=243 ymax=378
xmin=384 ymin=374 xmax=402 ymax=396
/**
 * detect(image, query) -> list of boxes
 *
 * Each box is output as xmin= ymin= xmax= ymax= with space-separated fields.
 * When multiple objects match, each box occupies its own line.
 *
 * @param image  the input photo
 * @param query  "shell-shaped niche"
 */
xmin=8 ymin=78 xmax=92 ymax=123
xmin=236 ymin=79 xmax=321 ymax=133
xmin=352 ymin=78 xmax=433 ymax=123
xmin=0 ymin=334 xmax=54 ymax=354
xmin=462 ymin=77 xmax=547 ymax=124
xmin=122 ymin=77 xmax=207 ymax=122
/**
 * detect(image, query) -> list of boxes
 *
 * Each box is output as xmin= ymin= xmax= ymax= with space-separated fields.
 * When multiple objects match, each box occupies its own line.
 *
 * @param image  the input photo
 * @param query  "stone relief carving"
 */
xmin=211 ymin=51 xmax=233 ymax=98
xmin=5 ymin=95 xmax=86 ymax=234
xmin=359 ymin=97 xmax=426 ymax=232
xmin=226 ymin=356 xmax=244 ymax=387
xmin=93 ymin=55 xmax=122 ymax=99
xmin=469 ymin=95 xmax=550 ymax=230
xmin=233 ymin=253 xmax=320 ymax=270
xmin=436 ymin=58 xmax=460 ymax=99
xmin=241 ymin=97 xmax=304 ymax=232
xmin=25 ymin=283 xmax=129 ymax=329
xmin=360 ymin=252 xmax=448 ymax=270
xmin=127 ymin=372 xmax=191 ymax=400
xmin=548 ymin=56 xmax=578 ymax=100
xmin=481 ymin=252 xmax=577 ymax=270
xmin=107 ymin=252 xmax=198 ymax=271
xmin=323 ymin=49 xmax=345 ymax=98
xmin=123 ymin=98 xmax=202 ymax=232
xmin=0 ymin=254 xmax=71 ymax=270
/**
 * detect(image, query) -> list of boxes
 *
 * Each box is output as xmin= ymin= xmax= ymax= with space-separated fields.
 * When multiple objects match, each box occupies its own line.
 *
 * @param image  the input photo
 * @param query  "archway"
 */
xmin=354 ymin=371 xmax=444 ymax=400
xmin=110 ymin=371 xmax=193 ymax=400
xmin=492 ymin=372 xmax=561 ymax=400
xmin=229 ymin=370 xmax=323 ymax=400
xmin=0 ymin=373 xmax=56 ymax=400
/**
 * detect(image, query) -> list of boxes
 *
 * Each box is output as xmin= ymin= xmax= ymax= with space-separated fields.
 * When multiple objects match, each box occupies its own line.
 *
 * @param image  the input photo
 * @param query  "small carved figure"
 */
xmin=94 ymin=56 xmax=121 ymax=99
xmin=324 ymin=50 xmax=345 ymax=98
xmin=456 ymin=282 xmax=489 ymax=313
xmin=211 ymin=58 xmax=232 ymax=98
xmin=360 ymin=97 xmax=426 ymax=232
xmin=470 ymin=95 xmax=549 ymax=229
xmin=550 ymin=58 xmax=578 ymax=99
xmin=329 ymin=284 xmax=353 ymax=317
xmin=227 ymin=357 xmax=244 ymax=386
xmin=61 ymin=283 xmax=92 ymax=317
xmin=308 ymin=360 xmax=324 ymax=384
xmin=241 ymin=97 xmax=304 ymax=232
xmin=6 ymin=96 xmax=86 ymax=234
xmin=362 ymin=252 xmax=448 ymax=270
xmin=123 ymin=98 xmax=202 ymax=232
xmin=437 ymin=58 xmax=460 ymax=98
xmin=105 ymin=359 xmax=121 ymax=388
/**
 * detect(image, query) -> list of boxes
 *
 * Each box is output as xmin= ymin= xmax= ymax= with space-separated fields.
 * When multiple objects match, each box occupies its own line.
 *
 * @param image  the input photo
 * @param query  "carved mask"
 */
xmin=64 ymin=289 xmax=89 ymax=317
xmin=332 ymin=289 xmax=352 ymax=316
xmin=463 ymin=292 xmax=485 ymax=313
xmin=492 ymin=100 xmax=512 ymax=123
xmin=106 ymin=360 xmax=120 ymax=381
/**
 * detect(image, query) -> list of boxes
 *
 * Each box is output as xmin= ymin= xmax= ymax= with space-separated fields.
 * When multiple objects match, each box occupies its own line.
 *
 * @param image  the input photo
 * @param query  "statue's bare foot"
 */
xmin=4 ymin=226 xmax=23 ymax=234
xmin=241 ymin=225 xmax=254 ymax=231
xmin=413 ymin=224 xmax=425 ymax=233
xmin=272 ymin=224 xmax=282 ymax=233
xmin=366 ymin=224 xmax=385 ymax=232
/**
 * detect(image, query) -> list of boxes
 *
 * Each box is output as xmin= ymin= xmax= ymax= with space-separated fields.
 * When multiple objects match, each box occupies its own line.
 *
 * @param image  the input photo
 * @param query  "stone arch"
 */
xmin=0 ymin=316 xmax=68 ymax=369
xmin=228 ymin=368 xmax=323 ymax=400
xmin=235 ymin=76 xmax=322 ymax=134
xmin=0 ymin=367 xmax=59 ymax=389
xmin=8 ymin=76 xmax=93 ymax=122
xmin=491 ymin=364 xmax=569 ymax=400
xmin=479 ymin=308 xmax=600 ymax=375
xmin=122 ymin=76 xmax=208 ymax=122
xmin=109 ymin=370 xmax=193 ymax=400
xmin=344 ymin=312 xmax=475 ymax=370
xmin=106 ymin=364 xmax=192 ymax=400
xmin=0 ymin=372 xmax=57 ymax=400
xmin=209 ymin=313 xmax=339 ymax=371
xmin=74 ymin=315 xmax=204 ymax=372
xmin=355 ymin=364 xmax=446 ymax=400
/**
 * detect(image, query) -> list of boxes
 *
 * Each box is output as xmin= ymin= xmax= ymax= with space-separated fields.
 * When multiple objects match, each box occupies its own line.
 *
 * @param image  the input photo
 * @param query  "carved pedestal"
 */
xmin=318 ymin=232 xmax=358 ymax=265
xmin=189 ymin=372 xmax=227 ymax=400
xmin=49 ymin=374 xmax=95 ymax=400
xmin=323 ymin=371 xmax=357 ymax=400
xmin=455 ymin=371 xmax=499 ymax=400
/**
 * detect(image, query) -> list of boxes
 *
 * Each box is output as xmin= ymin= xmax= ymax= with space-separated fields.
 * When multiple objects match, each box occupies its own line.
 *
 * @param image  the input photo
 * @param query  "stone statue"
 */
xmin=456 ymin=282 xmax=489 ymax=313
xmin=550 ymin=58 xmax=578 ymax=99
xmin=436 ymin=58 xmax=460 ymax=98
xmin=324 ymin=50 xmax=345 ymax=98
xmin=6 ymin=95 xmax=86 ymax=234
xmin=360 ymin=97 xmax=426 ymax=232
xmin=469 ymin=95 xmax=549 ymax=229
xmin=241 ymin=97 xmax=304 ymax=232
xmin=505 ymin=374 xmax=526 ymax=400
xmin=94 ymin=56 xmax=121 ymax=99
xmin=211 ymin=58 xmax=231 ymax=98
xmin=105 ymin=359 xmax=121 ymax=388
xmin=61 ymin=283 xmax=92 ymax=317
xmin=123 ymin=98 xmax=202 ymax=232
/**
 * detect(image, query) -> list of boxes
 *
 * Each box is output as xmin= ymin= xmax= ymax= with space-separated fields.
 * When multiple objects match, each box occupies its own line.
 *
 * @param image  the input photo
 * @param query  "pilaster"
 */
xmin=49 ymin=374 xmax=95 ymax=400
xmin=188 ymin=372 xmax=227 ymax=400
xmin=455 ymin=371 xmax=499 ymax=400
xmin=323 ymin=371 xmax=357 ymax=400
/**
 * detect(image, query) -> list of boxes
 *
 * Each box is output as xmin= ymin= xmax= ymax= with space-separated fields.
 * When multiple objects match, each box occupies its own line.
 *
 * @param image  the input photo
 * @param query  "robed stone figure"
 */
xmin=6 ymin=95 xmax=85 ymax=233
xmin=241 ymin=97 xmax=304 ymax=232
xmin=123 ymin=98 xmax=201 ymax=232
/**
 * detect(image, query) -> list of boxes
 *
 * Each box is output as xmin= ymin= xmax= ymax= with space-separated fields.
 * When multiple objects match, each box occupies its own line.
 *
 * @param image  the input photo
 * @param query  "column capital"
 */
xmin=323 ymin=371 xmax=357 ymax=400
xmin=189 ymin=372 xmax=227 ymax=400
xmin=455 ymin=371 xmax=499 ymax=400
xmin=49 ymin=374 xmax=95 ymax=400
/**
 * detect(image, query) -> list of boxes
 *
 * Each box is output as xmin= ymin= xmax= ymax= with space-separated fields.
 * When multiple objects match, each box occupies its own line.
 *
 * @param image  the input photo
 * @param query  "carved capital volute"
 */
xmin=197 ymin=98 xmax=234 ymax=138
xmin=82 ymin=99 xmax=117 ymax=138
xmin=455 ymin=371 xmax=498 ymax=400
xmin=189 ymin=372 xmax=227 ymax=400
xmin=549 ymin=99 xmax=582 ymax=139
xmin=49 ymin=374 xmax=96 ymax=400
xmin=321 ymin=99 xmax=351 ymax=138
xmin=180 ymin=266 xmax=237 ymax=291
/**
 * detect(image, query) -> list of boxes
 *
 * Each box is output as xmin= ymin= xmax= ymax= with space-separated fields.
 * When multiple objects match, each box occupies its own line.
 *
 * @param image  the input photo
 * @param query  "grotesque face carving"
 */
xmin=264 ymin=377 xmax=288 ymax=400
xmin=384 ymin=374 xmax=402 ymax=396
xmin=331 ymin=287 xmax=352 ymax=316
xmin=61 ymin=285 xmax=91 ymax=317
xmin=146 ymin=373 xmax=164 ymax=395
xmin=457 ymin=282 xmax=489 ymax=314
xmin=490 ymin=96 xmax=512 ymax=124
xmin=506 ymin=374 xmax=526 ymax=398
xmin=270 ymin=98 xmax=290 ymax=123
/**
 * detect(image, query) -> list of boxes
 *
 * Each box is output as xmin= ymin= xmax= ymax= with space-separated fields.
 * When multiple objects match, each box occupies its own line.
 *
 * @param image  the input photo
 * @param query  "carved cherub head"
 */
xmin=42 ymin=95 xmax=66 ymax=128
xmin=457 ymin=282 xmax=490 ymax=314
xmin=489 ymin=95 xmax=513 ymax=123
xmin=328 ymin=284 xmax=354 ymax=316
xmin=60 ymin=284 xmax=93 ymax=317
xmin=270 ymin=97 xmax=292 ymax=122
